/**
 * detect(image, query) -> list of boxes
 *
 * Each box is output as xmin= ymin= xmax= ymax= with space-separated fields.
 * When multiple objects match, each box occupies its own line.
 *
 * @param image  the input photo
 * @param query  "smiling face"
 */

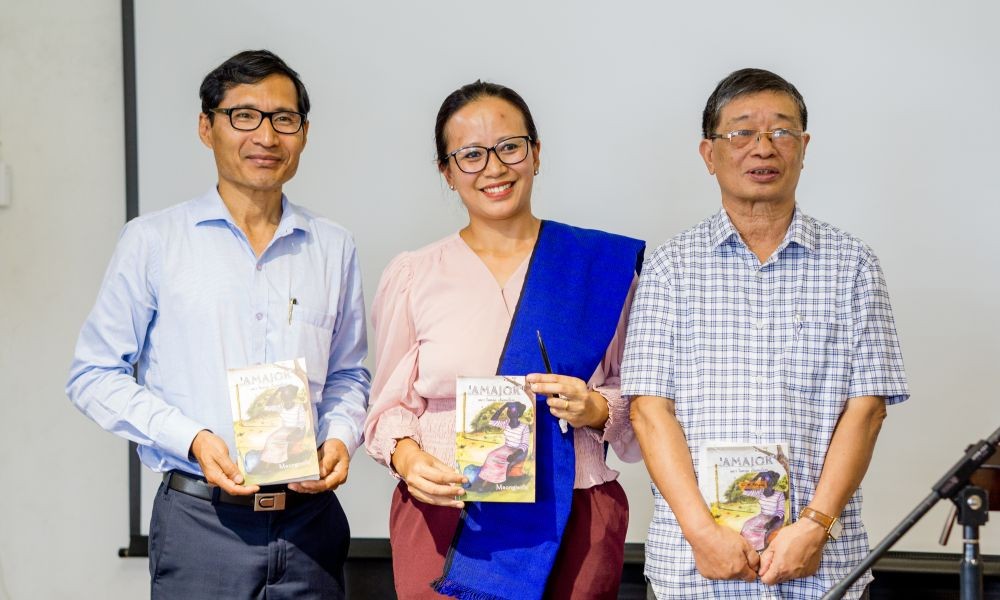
xmin=699 ymin=91 xmax=809 ymax=210
xmin=198 ymin=73 xmax=308 ymax=201
xmin=440 ymin=96 xmax=540 ymax=224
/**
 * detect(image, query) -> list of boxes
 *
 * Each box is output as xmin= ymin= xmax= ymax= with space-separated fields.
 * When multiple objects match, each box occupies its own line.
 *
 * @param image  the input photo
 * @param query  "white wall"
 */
xmin=2 ymin=1 xmax=999 ymax=598
xmin=132 ymin=0 xmax=1000 ymax=556
xmin=0 ymin=1 xmax=147 ymax=598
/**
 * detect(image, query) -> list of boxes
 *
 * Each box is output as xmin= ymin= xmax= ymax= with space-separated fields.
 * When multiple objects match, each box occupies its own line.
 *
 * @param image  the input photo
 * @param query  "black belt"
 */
xmin=164 ymin=471 xmax=310 ymax=511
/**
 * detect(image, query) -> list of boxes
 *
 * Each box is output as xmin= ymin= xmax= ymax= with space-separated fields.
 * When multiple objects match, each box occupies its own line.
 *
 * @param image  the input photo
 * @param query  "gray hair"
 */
xmin=701 ymin=68 xmax=807 ymax=139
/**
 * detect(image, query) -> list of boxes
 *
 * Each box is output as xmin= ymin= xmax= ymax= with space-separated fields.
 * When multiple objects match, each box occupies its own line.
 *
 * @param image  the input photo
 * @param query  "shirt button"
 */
xmin=755 ymin=319 xmax=766 ymax=329
xmin=255 ymin=312 xmax=263 ymax=321
xmin=750 ymin=376 xmax=759 ymax=384
xmin=256 ymin=264 xmax=262 ymax=271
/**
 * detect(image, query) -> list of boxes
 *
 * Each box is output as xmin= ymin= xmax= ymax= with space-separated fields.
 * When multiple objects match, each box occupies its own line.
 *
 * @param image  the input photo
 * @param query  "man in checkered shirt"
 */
xmin=622 ymin=68 xmax=909 ymax=599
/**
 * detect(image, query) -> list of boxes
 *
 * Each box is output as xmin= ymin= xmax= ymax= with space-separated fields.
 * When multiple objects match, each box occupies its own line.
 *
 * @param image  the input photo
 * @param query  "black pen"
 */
xmin=536 ymin=330 xmax=568 ymax=434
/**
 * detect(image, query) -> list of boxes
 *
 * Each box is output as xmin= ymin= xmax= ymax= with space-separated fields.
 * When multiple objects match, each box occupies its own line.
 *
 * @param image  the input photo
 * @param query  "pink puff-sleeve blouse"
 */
xmin=364 ymin=233 xmax=639 ymax=489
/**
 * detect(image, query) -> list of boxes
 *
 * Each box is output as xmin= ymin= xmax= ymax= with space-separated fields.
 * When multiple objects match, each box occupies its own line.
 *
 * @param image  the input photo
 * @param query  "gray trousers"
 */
xmin=149 ymin=481 xmax=350 ymax=599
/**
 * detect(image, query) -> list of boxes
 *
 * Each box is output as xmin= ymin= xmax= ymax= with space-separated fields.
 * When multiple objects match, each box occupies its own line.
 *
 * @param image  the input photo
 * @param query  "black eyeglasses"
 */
xmin=707 ymin=128 xmax=804 ymax=150
xmin=210 ymin=107 xmax=306 ymax=134
xmin=445 ymin=136 xmax=534 ymax=174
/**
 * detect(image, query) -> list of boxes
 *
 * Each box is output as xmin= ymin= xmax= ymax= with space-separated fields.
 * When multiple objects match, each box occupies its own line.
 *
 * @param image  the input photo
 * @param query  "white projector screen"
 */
xmin=132 ymin=0 xmax=1000 ymax=553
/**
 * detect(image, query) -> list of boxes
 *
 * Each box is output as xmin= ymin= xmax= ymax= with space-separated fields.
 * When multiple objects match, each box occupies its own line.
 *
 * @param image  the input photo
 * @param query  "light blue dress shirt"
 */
xmin=68 ymin=188 xmax=371 ymax=476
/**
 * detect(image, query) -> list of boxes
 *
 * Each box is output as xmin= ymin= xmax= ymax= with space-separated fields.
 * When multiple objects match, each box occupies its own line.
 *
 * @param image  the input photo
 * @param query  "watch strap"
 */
xmin=799 ymin=506 xmax=838 ymax=538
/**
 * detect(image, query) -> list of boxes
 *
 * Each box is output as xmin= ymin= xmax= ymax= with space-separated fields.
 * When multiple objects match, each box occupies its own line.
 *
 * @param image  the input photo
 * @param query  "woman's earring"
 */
xmin=534 ymin=169 xmax=539 ymax=176
xmin=449 ymin=185 xmax=455 ymax=190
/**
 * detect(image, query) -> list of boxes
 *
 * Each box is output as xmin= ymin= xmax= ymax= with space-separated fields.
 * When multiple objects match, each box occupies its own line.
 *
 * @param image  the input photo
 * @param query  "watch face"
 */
xmin=829 ymin=519 xmax=844 ymax=540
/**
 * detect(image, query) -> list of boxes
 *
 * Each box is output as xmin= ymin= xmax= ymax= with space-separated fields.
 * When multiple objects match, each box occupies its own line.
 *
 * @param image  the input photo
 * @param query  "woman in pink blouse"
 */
xmin=364 ymin=81 xmax=643 ymax=600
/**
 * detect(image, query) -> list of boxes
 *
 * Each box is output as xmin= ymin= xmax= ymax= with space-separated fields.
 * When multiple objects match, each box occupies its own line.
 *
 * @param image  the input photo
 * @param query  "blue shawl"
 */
xmin=433 ymin=221 xmax=644 ymax=600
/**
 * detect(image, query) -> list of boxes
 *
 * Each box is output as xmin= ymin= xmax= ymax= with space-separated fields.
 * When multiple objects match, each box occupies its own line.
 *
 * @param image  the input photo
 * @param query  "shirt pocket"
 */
xmin=292 ymin=304 xmax=337 ymax=329
xmin=781 ymin=320 xmax=850 ymax=401
xmin=287 ymin=303 xmax=337 ymax=397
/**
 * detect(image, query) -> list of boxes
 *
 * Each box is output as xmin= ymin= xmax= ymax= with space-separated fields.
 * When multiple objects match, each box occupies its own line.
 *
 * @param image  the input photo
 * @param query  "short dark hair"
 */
xmin=200 ymin=50 xmax=310 ymax=119
xmin=435 ymin=80 xmax=539 ymax=168
xmin=702 ymin=68 xmax=807 ymax=139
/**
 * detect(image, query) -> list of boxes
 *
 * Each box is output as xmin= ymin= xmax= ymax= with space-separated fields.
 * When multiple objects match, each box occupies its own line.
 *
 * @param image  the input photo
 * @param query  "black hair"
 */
xmin=434 ymin=80 xmax=539 ymax=168
xmin=200 ymin=50 xmax=310 ymax=119
xmin=756 ymin=470 xmax=780 ymax=488
xmin=505 ymin=402 xmax=526 ymax=428
xmin=702 ymin=68 xmax=807 ymax=138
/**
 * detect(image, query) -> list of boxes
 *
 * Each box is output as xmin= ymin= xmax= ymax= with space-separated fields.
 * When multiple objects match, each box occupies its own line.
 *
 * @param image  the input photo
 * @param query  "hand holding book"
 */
xmin=686 ymin=520 xmax=761 ymax=582
xmin=756 ymin=517 xmax=827 ymax=585
xmin=288 ymin=439 xmax=351 ymax=493
xmin=190 ymin=429 xmax=261 ymax=496
xmin=391 ymin=438 xmax=468 ymax=508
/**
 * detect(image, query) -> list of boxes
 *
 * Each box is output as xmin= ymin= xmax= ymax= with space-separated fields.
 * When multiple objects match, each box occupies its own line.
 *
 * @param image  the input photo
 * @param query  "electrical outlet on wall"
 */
xmin=0 ymin=161 xmax=10 ymax=207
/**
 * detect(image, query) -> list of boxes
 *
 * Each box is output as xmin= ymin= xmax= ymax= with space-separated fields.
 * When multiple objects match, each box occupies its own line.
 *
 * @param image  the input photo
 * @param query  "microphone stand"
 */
xmin=821 ymin=425 xmax=1000 ymax=600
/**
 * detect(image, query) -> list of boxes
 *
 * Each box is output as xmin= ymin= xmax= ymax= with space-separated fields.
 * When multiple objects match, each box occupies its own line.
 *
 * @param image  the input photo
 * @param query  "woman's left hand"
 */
xmin=526 ymin=373 xmax=608 ymax=429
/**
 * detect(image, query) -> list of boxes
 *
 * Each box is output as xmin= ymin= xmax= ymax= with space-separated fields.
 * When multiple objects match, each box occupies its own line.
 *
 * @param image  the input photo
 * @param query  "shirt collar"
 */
xmin=709 ymin=205 xmax=817 ymax=253
xmin=709 ymin=207 xmax=740 ymax=249
xmin=189 ymin=187 xmax=308 ymax=237
xmin=784 ymin=206 xmax=817 ymax=252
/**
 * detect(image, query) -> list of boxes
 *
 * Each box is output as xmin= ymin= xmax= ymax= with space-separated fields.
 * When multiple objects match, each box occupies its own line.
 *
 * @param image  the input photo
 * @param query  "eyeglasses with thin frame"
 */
xmin=445 ymin=135 xmax=534 ymax=174
xmin=707 ymin=128 xmax=804 ymax=151
xmin=210 ymin=107 xmax=306 ymax=134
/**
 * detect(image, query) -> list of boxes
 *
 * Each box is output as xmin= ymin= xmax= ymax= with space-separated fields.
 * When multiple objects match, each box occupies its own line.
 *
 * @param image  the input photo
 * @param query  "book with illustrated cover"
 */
xmin=455 ymin=376 xmax=536 ymax=502
xmin=228 ymin=357 xmax=319 ymax=486
xmin=698 ymin=442 xmax=792 ymax=551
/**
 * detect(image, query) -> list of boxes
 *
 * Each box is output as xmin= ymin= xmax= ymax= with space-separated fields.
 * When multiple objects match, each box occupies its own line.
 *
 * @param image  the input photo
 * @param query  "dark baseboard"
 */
xmin=345 ymin=539 xmax=1000 ymax=600
xmin=119 ymin=536 xmax=1000 ymax=598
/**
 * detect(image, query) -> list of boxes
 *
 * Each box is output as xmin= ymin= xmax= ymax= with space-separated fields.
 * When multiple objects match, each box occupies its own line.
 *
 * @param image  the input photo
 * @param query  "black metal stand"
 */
xmin=958 ymin=486 xmax=989 ymax=600
xmin=821 ymin=425 xmax=1000 ymax=600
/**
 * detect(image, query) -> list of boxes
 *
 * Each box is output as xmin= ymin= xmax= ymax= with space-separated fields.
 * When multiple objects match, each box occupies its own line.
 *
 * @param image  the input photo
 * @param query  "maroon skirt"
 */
xmin=389 ymin=479 xmax=629 ymax=600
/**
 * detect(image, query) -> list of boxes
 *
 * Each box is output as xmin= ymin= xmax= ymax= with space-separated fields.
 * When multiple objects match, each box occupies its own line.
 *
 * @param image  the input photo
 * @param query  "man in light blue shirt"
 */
xmin=67 ymin=50 xmax=370 ymax=599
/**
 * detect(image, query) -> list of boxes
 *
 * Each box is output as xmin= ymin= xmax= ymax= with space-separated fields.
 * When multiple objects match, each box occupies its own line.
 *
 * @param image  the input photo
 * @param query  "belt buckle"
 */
xmin=254 ymin=492 xmax=286 ymax=511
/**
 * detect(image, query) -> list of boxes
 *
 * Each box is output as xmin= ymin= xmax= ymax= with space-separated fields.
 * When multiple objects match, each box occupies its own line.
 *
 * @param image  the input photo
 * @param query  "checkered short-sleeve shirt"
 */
xmin=621 ymin=208 xmax=909 ymax=600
